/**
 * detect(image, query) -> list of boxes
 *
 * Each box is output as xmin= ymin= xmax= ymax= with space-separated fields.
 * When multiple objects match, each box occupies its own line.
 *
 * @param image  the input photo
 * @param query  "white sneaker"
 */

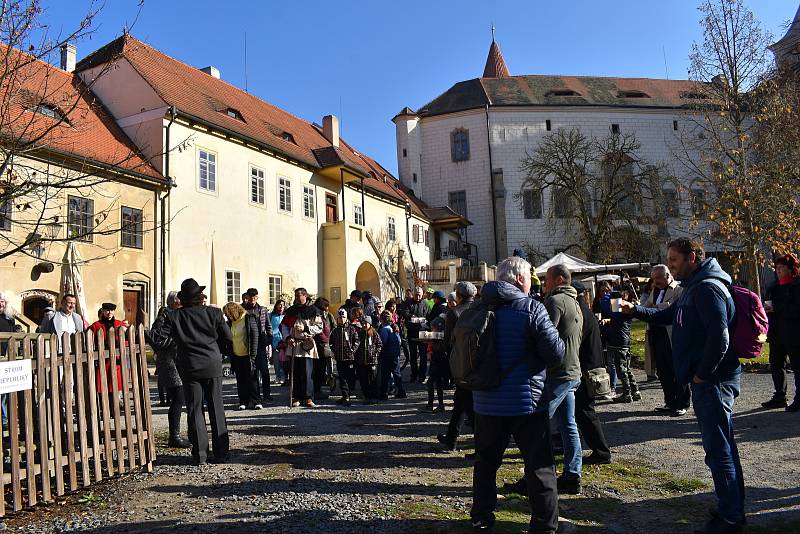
xmin=254 ymin=404 xmax=263 ymax=410
xmin=238 ymin=404 xmax=247 ymax=411
xmin=672 ymin=408 xmax=687 ymax=416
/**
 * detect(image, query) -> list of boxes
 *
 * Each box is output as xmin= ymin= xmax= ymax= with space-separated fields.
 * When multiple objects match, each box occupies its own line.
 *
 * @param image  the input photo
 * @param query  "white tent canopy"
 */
xmin=534 ymin=252 xmax=650 ymax=275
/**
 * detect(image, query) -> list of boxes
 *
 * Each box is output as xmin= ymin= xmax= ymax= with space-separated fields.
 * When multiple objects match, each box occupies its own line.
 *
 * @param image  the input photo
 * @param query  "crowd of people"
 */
xmin=1 ymin=237 xmax=798 ymax=534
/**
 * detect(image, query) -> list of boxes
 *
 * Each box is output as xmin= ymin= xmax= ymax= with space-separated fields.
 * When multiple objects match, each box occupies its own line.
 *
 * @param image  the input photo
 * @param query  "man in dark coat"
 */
xmin=152 ymin=278 xmax=232 ymax=465
xmin=242 ymin=288 xmax=273 ymax=401
xmin=398 ymin=286 xmax=430 ymax=383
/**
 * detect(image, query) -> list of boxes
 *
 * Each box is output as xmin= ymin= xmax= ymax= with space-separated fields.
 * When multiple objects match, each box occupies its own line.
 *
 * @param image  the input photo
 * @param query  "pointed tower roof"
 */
xmin=770 ymin=4 xmax=800 ymax=68
xmin=482 ymin=38 xmax=510 ymax=78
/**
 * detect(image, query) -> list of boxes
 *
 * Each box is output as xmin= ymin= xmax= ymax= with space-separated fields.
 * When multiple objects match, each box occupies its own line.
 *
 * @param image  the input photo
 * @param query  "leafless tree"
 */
xmin=518 ymin=127 xmax=672 ymax=263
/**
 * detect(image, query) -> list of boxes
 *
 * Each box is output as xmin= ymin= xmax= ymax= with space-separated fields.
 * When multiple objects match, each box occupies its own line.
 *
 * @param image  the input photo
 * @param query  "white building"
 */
xmin=394 ymin=39 xmax=706 ymax=265
xmin=72 ymin=35 xmax=469 ymax=309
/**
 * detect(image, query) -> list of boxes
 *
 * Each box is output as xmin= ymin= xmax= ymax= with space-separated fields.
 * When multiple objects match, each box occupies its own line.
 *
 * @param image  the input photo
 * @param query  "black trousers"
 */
xmin=409 ymin=340 xmax=427 ymax=380
xmin=291 ymin=357 xmax=314 ymax=402
xmin=445 ymin=387 xmax=474 ymax=440
xmin=769 ymin=342 xmax=800 ymax=400
xmin=356 ymin=363 xmax=378 ymax=400
xmin=472 ymin=411 xmax=558 ymax=533
xmin=650 ymin=326 xmax=690 ymax=409
xmin=231 ymin=356 xmax=261 ymax=407
xmin=167 ymin=385 xmax=186 ymax=439
xmin=574 ymin=380 xmax=610 ymax=460
xmin=313 ymin=340 xmax=330 ymax=393
xmin=338 ymin=360 xmax=357 ymax=398
xmin=183 ymin=376 xmax=228 ymax=463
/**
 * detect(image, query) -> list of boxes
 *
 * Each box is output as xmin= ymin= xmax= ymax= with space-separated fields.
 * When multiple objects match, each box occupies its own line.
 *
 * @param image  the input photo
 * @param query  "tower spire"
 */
xmin=482 ymin=30 xmax=510 ymax=78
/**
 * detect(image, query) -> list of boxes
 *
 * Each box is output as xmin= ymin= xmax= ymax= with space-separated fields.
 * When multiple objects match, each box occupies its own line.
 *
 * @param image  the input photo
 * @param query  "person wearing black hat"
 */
xmin=341 ymin=290 xmax=363 ymax=315
xmin=151 ymin=278 xmax=232 ymax=465
xmin=89 ymin=302 xmax=128 ymax=398
xmin=242 ymin=288 xmax=274 ymax=402
xmin=398 ymin=287 xmax=430 ymax=383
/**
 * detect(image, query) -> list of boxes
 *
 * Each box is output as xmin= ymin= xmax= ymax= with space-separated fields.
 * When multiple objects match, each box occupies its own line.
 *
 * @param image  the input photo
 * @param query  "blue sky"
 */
xmin=40 ymin=1 xmax=798 ymax=175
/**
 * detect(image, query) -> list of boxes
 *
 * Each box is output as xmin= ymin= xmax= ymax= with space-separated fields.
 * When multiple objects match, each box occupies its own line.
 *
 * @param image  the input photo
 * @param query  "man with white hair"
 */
xmin=470 ymin=256 xmax=564 ymax=532
xmin=645 ymin=264 xmax=687 ymax=416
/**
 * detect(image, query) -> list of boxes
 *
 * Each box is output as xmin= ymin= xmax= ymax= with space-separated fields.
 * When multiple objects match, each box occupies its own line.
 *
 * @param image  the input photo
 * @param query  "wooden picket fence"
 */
xmin=0 ymin=325 xmax=156 ymax=516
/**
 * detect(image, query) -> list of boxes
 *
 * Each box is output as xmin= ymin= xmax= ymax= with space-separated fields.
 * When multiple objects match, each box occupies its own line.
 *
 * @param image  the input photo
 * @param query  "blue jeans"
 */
xmin=691 ymin=375 xmax=745 ymax=525
xmin=546 ymin=378 xmax=582 ymax=481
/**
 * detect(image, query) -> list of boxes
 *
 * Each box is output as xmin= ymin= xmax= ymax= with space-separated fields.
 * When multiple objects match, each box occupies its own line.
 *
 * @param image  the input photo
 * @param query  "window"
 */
xmin=225 ymin=270 xmax=241 ymax=303
xmin=412 ymin=223 xmax=423 ymax=243
xmin=552 ymin=187 xmax=573 ymax=219
xmin=67 ymin=196 xmax=93 ymax=242
xmin=278 ymin=176 xmax=292 ymax=213
xmin=546 ymin=89 xmax=581 ymax=97
xmin=402 ymin=148 xmax=407 ymax=158
xmin=673 ymin=120 xmax=679 ymax=131
xmin=663 ymin=189 xmax=680 ymax=217
xmin=303 ymin=186 xmax=315 ymax=219
xmin=546 ymin=120 xmax=552 ymax=131
xmin=424 ymin=229 xmax=429 ymax=247
xmin=0 ymin=201 xmax=10 ymax=231
xmin=450 ymin=128 xmax=470 ymax=162
xmin=522 ymin=189 xmax=542 ymax=219
xmin=198 ymin=149 xmax=217 ymax=192
xmin=268 ymin=275 xmax=282 ymax=305
xmin=224 ymin=108 xmax=244 ymax=121
xmin=448 ymin=190 xmax=467 ymax=218
xmin=250 ymin=166 xmax=265 ymax=205
xmin=121 ymin=206 xmax=143 ymax=249
xmin=691 ymin=188 xmax=706 ymax=217
xmin=387 ymin=216 xmax=396 ymax=241
xmin=617 ymin=90 xmax=650 ymax=98
xmin=412 ymin=172 xmax=418 ymax=183
xmin=353 ymin=204 xmax=364 ymax=226
xmin=28 ymin=104 xmax=67 ymax=122
xmin=611 ymin=124 xmax=620 ymax=135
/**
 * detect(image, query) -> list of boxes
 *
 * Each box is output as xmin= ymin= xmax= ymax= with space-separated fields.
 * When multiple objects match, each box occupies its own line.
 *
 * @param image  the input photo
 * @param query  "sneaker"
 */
xmin=291 ymin=400 xmax=301 ymax=408
xmin=631 ymin=392 xmax=642 ymax=401
xmin=437 ymin=434 xmax=456 ymax=451
xmin=305 ymin=399 xmax=317 ymax=408
xmin=501 ymin=478 xmax=527 ymax=494
xmin=693 ymin=516 xmax=743 ymax=534
xmin=470 ymin=518 xmax=494 ymax=531
xmin=433 ymin=405 xmax=445 ymax=414
xmin=583 ymin=453 xmax=611 ymax=465
xmin=254 ymin=404 xmax=263 ymax=410
xmin=556 ymin=476 xmax=582 ymax=495
xmin=786 ymin=401 xmax=800 ymax=413
xmin=761 ymin=397 xmax=788 ymax=409
xmin=671 ymin=408 xmax=688 ymax=416
xmin=237 ymin=404 xmax=247 ymax=411
xmin=612 ymin=395 xmax=633 ymax=404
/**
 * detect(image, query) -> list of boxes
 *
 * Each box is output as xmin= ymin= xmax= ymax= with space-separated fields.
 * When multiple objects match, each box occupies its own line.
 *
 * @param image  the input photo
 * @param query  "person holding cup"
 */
xmin=600 ymin=287 xmax=639 ymax=403
xmin=761 ymin=253 xmax=800 ymax=412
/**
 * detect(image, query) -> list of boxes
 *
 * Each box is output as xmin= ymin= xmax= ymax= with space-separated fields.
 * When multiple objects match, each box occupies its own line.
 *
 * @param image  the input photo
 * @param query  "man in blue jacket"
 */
xmin=471 ymin=256 xmax=565 ymax=533
xmin=621 ymin=238 xmax=744 ymax=534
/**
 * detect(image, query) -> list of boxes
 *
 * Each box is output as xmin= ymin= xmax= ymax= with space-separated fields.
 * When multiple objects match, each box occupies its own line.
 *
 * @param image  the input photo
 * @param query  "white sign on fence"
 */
xmin=0 ymin=359 xmax=32 ymax=394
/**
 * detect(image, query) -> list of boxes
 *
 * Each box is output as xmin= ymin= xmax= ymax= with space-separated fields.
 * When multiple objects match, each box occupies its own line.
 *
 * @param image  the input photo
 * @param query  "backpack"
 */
xmin=704 ymin=280 xmax=769 ymax=359
xmin=450 ymin=304 xmax=527 ymax=390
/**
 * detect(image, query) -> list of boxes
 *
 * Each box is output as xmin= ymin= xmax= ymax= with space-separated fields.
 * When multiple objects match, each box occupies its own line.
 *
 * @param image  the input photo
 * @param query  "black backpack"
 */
xmin=451 ymin=303 xmax=528 ymax=391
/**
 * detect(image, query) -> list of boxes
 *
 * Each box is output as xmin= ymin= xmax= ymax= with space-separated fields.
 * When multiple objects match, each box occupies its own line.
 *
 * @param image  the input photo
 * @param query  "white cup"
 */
xmin=610 ymin=298 xmax=622 ymax=313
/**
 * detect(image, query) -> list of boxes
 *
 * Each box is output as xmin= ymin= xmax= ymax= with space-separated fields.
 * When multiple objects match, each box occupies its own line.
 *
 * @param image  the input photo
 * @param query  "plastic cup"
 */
xmin=611 ymin=298 xmax=622 ymax=313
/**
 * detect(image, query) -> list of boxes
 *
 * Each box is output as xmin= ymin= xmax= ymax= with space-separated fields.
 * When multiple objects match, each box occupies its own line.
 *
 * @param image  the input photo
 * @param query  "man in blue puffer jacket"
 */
xmin=622 ymin=238 xmax=743 ymax=534
xmin=470 ymin=256 xmax=565 ymax=533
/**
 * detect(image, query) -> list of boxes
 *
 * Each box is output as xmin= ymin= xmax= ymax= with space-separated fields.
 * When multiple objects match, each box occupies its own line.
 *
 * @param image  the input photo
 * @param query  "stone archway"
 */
xmin=355 ymin=261 xmax=381 ymax=298
xmin=20 ymin=289 xmax=58 ymax=326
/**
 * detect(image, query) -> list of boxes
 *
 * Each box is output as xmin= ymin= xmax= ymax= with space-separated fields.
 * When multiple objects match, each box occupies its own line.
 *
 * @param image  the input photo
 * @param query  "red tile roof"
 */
xmin=0 ymin=44 xmax=162 ymax=181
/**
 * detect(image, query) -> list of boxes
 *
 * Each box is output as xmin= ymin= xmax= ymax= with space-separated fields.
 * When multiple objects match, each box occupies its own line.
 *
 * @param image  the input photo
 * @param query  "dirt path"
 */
xmin=8 ymin=368 xmax=800 ymax=533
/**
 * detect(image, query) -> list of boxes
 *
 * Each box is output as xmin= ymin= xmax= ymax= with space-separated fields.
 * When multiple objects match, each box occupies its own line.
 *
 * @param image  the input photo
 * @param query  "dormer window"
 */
xmin=281 ymin=131 xmax=295 ymax=144
xmin=28 ymin=104 xmax=67 ymax=123
xmin=618 ymin=90 xmax=650 ymax=98
xmin=545 ymin=89 xmax=581 ymax=97
xmin=224 ymin=108 xmax=244 ymax=121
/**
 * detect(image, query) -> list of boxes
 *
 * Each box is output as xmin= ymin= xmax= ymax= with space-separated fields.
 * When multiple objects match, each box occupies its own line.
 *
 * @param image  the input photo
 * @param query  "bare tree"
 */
xmin=0 ymin=0 xmax=165 ymax=264
xmin=678 ymin=0 xmax=780 ymax=294
xmin=518 ymin=127 xmax=671 ymax=263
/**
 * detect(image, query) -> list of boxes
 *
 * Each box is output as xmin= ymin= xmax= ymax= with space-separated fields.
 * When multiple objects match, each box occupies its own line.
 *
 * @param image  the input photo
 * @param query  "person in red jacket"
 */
xmin=89 ymin=303 xmax=127 ymax=394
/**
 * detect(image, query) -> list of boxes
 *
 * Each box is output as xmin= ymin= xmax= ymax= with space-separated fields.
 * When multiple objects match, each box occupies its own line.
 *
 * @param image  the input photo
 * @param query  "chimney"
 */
xmin=60 ymin=43 xmax=76 ymax=73
xmin=322 ymin=115 xmax=340 ymax=148
xmin=200 ymin=66 xmax=221 ymax=79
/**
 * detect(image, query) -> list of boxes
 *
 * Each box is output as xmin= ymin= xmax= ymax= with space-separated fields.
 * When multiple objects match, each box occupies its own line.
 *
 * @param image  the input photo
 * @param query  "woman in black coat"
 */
xmin=762 ymin=254 xmax=800 ymax=412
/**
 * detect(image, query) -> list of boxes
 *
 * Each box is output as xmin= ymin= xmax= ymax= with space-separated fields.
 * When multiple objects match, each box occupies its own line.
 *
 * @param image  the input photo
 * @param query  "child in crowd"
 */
xmin=378 ymin=310 xmax=406 ymax=400
xmin=331 ymin=308 xmax=357 ymax=406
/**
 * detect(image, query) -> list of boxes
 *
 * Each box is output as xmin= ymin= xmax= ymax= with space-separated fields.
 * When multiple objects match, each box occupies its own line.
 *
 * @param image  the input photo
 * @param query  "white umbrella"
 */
xmin=60 ymin=242 xmax=89 ymax=327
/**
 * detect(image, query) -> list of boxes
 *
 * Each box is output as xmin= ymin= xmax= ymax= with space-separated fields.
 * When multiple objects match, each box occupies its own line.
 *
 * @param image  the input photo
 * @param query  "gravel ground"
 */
xmin=6 ymin=366 xmax=800 ymax=533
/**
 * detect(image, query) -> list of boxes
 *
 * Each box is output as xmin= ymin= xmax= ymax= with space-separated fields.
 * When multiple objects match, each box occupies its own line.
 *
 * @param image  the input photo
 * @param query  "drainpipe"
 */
xmin=340 ymin=168 xmax=345 ymax=222
xmin=360 ymin=176 xmax=366 ymax=225
xmin=405 ymin=202 xmax=417 ymax=285
xmin=485 ymin=104 xmax=499 ymax=264
xmin=161 ymin=105 xmax=177 ymax=306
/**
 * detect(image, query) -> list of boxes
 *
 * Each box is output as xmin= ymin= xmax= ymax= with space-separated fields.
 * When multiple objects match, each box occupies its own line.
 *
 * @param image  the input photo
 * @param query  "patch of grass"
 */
xmin=629 ymin=320 xmax=646 ymax=366
xmin=583 ymin=460 xmax=707 ymax=496
xmin=78 ymin=491 xmax=106 ymax=506
xmin=393 ymin=499 xmax=469 ymax=522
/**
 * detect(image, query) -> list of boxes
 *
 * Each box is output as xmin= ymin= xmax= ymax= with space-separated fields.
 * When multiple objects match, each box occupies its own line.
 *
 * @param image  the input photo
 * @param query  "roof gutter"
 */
xmin=160 ymin=105 xmax=177 ymax=307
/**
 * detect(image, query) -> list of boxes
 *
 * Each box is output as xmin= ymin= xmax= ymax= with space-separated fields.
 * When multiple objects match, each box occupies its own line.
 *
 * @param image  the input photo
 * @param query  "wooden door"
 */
xmin=325 ymin=193 xmax=338 ymax=223
xmin=123 ymin=290 xmax=141 ymax=326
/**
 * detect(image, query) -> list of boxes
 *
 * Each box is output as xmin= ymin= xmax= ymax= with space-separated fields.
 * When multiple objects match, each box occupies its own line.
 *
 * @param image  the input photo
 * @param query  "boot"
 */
xmin=168 ymin=435 xmax=191 ymax=448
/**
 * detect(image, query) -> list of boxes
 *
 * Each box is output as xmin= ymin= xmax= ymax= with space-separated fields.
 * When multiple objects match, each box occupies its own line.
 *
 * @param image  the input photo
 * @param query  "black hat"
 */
xmin=350 ymin=290 xmax=363 ymax=298
xmin=245 ymin=288 xmax=259 ymax=297
xmin=101 ymin=302 xmax=117 ymax=311
xmin=571 ymin=281 xmax=587 ymax=294
xmin=177 ymin=278 xmax=206 ymax=302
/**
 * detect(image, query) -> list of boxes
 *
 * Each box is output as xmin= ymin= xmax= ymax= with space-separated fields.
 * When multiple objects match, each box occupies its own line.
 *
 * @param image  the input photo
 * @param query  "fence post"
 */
xmin=448 ymin=262 xmax=457 ymax=285
xmin=21 ymin=337 xmax=37 ymax=506
xmin=35 ymin=335 xmax=52 ymax=503
xmin=479 ymin=262 xmax=488 ymax=282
